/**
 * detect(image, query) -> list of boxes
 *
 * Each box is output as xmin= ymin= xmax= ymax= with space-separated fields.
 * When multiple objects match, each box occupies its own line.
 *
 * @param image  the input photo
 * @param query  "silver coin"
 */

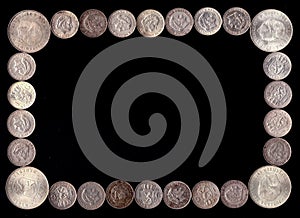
xmin=7 ymin=53 xmax=36 ymax=81
xmin=192 ymin=180 xmax=220 ymax=209
xmin=263 ymin=138 xmax=291 ymax=166
xmin=135 ymin=180 xmax=163 ymax=209
xmin=248 ymin=165 xmax=291 ymax=208
xmin=220 ymin=180 xmax=248 ymax=208
xmin=7 ymin=10 xmax=51 ymax=53
xmin=108 ymin=9 xmax=136 ymax=38
xmin=263 ymin=52 xmax=292 ymax=80
xmin=165 ymin=8 xmax=194 ymax=36
xmin=7 ymin=110 xmax=35 ymax=138
xmin=194 ymin=7 xmax=222 ymax=36
xmin=7 ymin=138 xmax=36 ymax=167
xmin=263 ymin=109 xmax=292 ymax=137
xmin=49 ymin=181 xmax=77 ymax=210
xmin=8 ymin=81 xmax=36 ymax=110
xmin=79 ymin=9 xmax=107 ymax=38
xmin=163 ymin=181 xmax=192 ymax=209
xmin=223 ymin=7 xmax=251 ymax=36
xmin=51 ymin=10 xmax=79 ymax=39
xmin=137 ymin=9 xmax=165 ymax=37
xmin=250 ymin=9 xmax=293 ymax=52
xmin=6 ymin=166 xmax=49 ymax=209
xmin=264 ymin=81 xmax=292 ymax=109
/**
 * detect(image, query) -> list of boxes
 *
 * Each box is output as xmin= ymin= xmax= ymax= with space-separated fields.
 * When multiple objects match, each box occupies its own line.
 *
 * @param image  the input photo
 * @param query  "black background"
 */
xmin=0 ymin=0 xmax=298 ymax=217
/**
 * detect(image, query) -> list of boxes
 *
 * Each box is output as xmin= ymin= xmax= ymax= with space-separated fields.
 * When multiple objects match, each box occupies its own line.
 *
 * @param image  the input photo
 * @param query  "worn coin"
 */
xmin=49 ymin=181 xmax=77 ymax=210
xmin=194 ymin=7 xmax=222 ymax=35
xmin=106 ymin=180 xmax=134 ymax=209
xmin=6 ymin=166 xmax=49 ymax=209
xmin=108 ymin=9 xmax=136 ymax=38
xmin=7 ymin=10 xmax=51 ymax=53
xmin=7 ymin=110 xmax=35 ymax=138
xmin=135 ymin=180 xmax=163 ymax=209
xmin=192 ymin=180 xmax=220 ymax=209
xmin=248 ymin=165 xmax=291 ymax=208
xmin=165 ymin=8 xmax=194 ymax=36
xmin=263 ymin=52 xmax=292 ymax=80
xmin=8 ymin=81 xmax=36 ymax=110
xmin=220 ymin=180 xmax=248 ymax=208
xmin=51 ymin=10 xmax=79 ymax=39
xmin=7 ymin=53 xmax=36 ymax=81
xmin=263 ymin=138 xmax=291 ymax=166
xmin=163 ymin=181 xmax=192 ymax=209
xmin=250 ymin=9 xmax=293 ymax=52
xmin=137 ymin=9 xmax=165 ymax=37
xmin=263 ymin=109 xmax=292 ymax=137
xmin=264 ymin=81 xmax=292 ymax=109
xmin=79 ymin=9 xmax=107 ymax=38
xmin=223 ymin=7 xmax=251 ymax=36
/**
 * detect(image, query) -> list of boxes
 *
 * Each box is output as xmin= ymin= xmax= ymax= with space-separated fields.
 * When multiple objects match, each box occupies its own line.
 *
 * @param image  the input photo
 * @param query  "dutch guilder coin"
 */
xmin=165 ymin=8 xmax=194 ymax=36
xmin=163 ymin=181 xmax=192 ymax=209
xmin=79 ymin=9 xmax=107 ymax=38
xmin=51 ymin=10 xmax=79 ymax=39
xmin=264 ymin=81 xmax=292 ymax=109
xmin=263 ymin=52 xmax=292 ymax=80
xmin=263 ymin=109 xmax=292 ymax=137
xmin=106 ymin=180 xmax=134 ymax=209
xmin=108 ymin=9 xmax=136 ymax=38
xmin=7 ymin=110 xmax=35 ymax=138
xmin=220 ymin=180 xmax=248 ymax=208
xmin=263 ymin=138 xmax=291 ymax=166
xmin=135 ymin=180 xmax=163 ymax=209
xmin=7 ymin=53 xmax=36 ymax=81
xmin=192 ymin=180 xmax=220 ymax=209
xmin=194 ymin=7 xmax=222 ymax=36
xmin=8 ymin=81 xmax=36 ymax=110
xmin=137 ymin=9 xmax=165 ymax=37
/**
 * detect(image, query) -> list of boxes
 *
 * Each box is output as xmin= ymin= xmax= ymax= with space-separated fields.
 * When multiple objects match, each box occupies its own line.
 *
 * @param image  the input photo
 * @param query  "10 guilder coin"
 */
xmin=137 ymin=9 xmax=165 ymax=37
xmin=108 ymin=9 xmax=136 ymax=38
xmin=163 ymin=181 xmax=192 ymax=209
xmin=106 ymin=180 xmax=134 ymax=209
xmin=7 ymin=110 xmax=35 ymax=138
xmin=79 ymin=9 xmax=107 ymax=38
xmin=49 ymin=181 xmax=77 ymax=210
xmin=51 ymin=10 xmax=79 ymax=39
xmin=7 ymin=53 xmax=36 ymax=81
xmin=135 ymin=180 xmax=163 ymax=209
xmin=8 ymin=81 xmax=36 ymax=110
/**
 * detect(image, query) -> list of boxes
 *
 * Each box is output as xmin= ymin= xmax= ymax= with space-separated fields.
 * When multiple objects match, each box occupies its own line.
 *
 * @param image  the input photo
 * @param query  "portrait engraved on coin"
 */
xmin=7 ymin=53 xmax=36 ymax=81
xmin=7 ymin=110 xmax=35 ymax=138
xmin=8 ymin=81 xmax=36 ymax=110
xmin=51 ymin=10 xmax=79 ymax=39
xmin=194 ymin=7 xmax=222 ymax=35
xmin=192 ymin=180 xmax=220 ymax=209
xmin=220 ymin=180 xmax=248 ymax=208
xmin=263 ymin=52 xmax=292 ymax=80
xmin=263 ymin=109 xmax=292 ymax=137
xmin=137 ymin=9 xmax=165 ymax=37
xmin=49 ymin=181 xmax=77 ymax=210
xmin=106 ymin=180 xmax=134 ymax=209
xmin=108 ymin=9 xmax=136 ymax=38
xmin=163 ymin=181 xmax=192 ymax=209
xmin=264 ymin=81 xmax=292 ymax=109
xmin=263 ymin=138 xmax=291 ymax=166
xmin=79 ymin=9 xmax=107 ymax=38
xmin=135 ymin=180 xmax=163 ymax=209
xmin=165 ymin=8 xmax=194 ymax=36
xmin=223 ymin=7 xmax=251 ymax=35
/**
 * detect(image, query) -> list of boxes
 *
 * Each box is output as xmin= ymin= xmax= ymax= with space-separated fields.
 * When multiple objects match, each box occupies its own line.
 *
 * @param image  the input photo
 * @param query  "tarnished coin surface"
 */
xmin=6 ymin=166 xmax=49 ymax=209
xmin=51 ymin=10 xmax=79 ymax=39
xmin=264 ymin=81 xmax=292 ymax=109
xmin=135 ymin=180 xmax=163 ymax=209
xmin=7 ymin=53 xmax=36 ymax=81
xmin=192 ymin=180 xmax=220 ymax=209
xmin=106 ymin=180 xmax=134 ymax=209
xmin=49 ymin=181 xmax=77 ymax=210
xmin=108 ymin=9 xmax=136 ymax=38
xmin=80 ymin=9 xmax=107 ymax=38
xmin=165 ymin=8 xmax=194 ymax=36
xmin=250 ymin=9 xmax=293 ymax=52
xmin=7 ymin=110 xmax=35 ymax=138
xmin=263 ymin=109 xmax=292 ymax=137
xmin=8 ymin=81 xmax=36 ymax=110
xmin=194 ymin=7 xmax=222 ymax=35
xmin=163 ymin=181 xmax=192 ymax=209
xmin=220 ymin=180 xmax=248 ymax=208
xmin=223 ymin=7 xmax=251 ymax=35
xmin=137 ymin=9 xmax=165 ymax=37
xmin=7 ymin=10 xmax=51 ymax=53
xmin=263 ymin=138 xmax=291 ymax=166
xmin=263 ymin=52 xmax=292 ymax=80
xmin=248 ymin=165 xmax=291 ymax=208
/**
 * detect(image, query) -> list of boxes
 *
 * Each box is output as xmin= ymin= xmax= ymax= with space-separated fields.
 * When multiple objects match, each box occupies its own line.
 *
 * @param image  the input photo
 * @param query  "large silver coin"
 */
xmin=264 ymin=81 xmax=292 ymax=109
xmin=163 ymin=181 xmax=192 ymax=209
xmin=135 ymin=180 xmax=163 ymax=209
xmin=263 ymin=109 xmax=292 ymax=137
xmin=108 ymin=9 xmax=136 ymax=38
xmin=7 ymin=110 xmax=35 ymax=138
xmin=51 ymin=10 xmax=79 ymax=39
xmin=220 ymin=180 xmax=248 ymax=208
xmin=263 ymin=138 xmax=291 ymax=166
xmin=49 ymin=181 xmax=77 ymax=210
xmin=7 ymin=53 xmax=36 ymax=81
xmin=165 ymin=8 xmax=194 ymax=36
xmin=79 ymin=9 xmax=107 ymax=38
xmin=192 ymin=180 xmax=220 ymax=209
xmin=8 ymin=81 xmax=36 ymax=110
xmin=5 ymin=166 xmax=49 ymax=209
xmin=263 ymin=52 xmax=292 ymax=80
xmin=248 ymin=165 xmax=291 ymax=208
xmin=137 ymin=9 xmax=165 ymax=37
xmin=250 ymin=9 xmax=293 ymax=52
xmin=194 ymin=7 xmax=222 ymax=36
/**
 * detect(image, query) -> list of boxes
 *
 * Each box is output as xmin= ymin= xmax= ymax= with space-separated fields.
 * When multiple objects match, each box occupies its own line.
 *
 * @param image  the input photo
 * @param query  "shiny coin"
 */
xmin=79 ymin=9 xmax=107 ymax=38
xmin=192 ymin=180 xmax=220 ymax=209
xmin=137 ymin=9 xmax=165 ymax=37
xmin=165 ymin=8 xmax=194 ymax=36
xmin=263 ymin=52 xmax=292 ymax=80
xmin=8 ymin=81 xmax=36 ymax=110
xmin=248 ymin=165 xmax=291 ymax=208
xmin=108 ymin=9 xmax=136 ymax=38
xmin=106 ymin=180 xmax=134 ymax=209
xmin=263 ymin=138 xmax=291 ymax=166
xmin=6 ymin=166 xmax=49 ymax=209
xmin=51 ymin=10 xmax=79 ymax=39
xmin=194 ymin=7 xmax=222 ymax=35
xmin=263 ymin=109 xmax=292 ymax=137
xmin=264 ymin=81 xmax=292 ymax=108
xmin=7 ymin=110 xmax=35 ymax=138
xmin=163 ymin=181 xmax=192 ymax=209
xmin=7 ymin=53 xmax=36 ymax=81
xmin=49 ymin=181 xmax=77 ymax=210
xmin=223 ymin=7 xmax=251 ymax=35
xmin=135 ymin=180 xmax=163 ymax=209
xmin=250 ymin=9 xmax=293 ymax=52
xmin=7 ymin=10 xmax=51 ymax=53
xmin=220 ymin=180 xmax=248 ymax=208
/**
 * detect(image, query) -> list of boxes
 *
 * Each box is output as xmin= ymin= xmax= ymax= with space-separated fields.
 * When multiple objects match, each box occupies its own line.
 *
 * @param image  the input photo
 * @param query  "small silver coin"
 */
xmin=8 ymin=81 xmax=36 ymax=110
xmin=192 ymin=180 xmax=220 ymax=209
xmin=51 ymin=10 xmax=79 ymax=39
xmin=263 ymin=138 xmax=291 ymax=166
xmin=194 ymin=7 xmax=222 ymax=35
xmin=263 ymin=109 xmax=292 ymax=137
xmin=7 ymin=53 xmax=36 ymax=81
xmin=7 ymin=110 xmax=35 ymax=138
xmin=79 ymin=9 xmax=107 ymax=38
xmin=49 ymin=181 xmax=77 ymax=210
xmin=263 ymin=52 xmax=292 ymax=80
xmin=220 ymin=180 xmax=248 ymax=208
xmin=264 ymin=81 xmax=292 ymax=109
xmin=137 ymin=9 xmax=165 ymax=37
xmin=135 ymin=180 xmax=163 ymax=209
xmin=165 ymin=8 xmax=194 ymax=36
xmin=223 ymin=7 xmax=251 ymax=35
xmin=163 ymin=181 xmax=192 ymax=209
xmin=108 ymin=9 xmax=136 ymax=38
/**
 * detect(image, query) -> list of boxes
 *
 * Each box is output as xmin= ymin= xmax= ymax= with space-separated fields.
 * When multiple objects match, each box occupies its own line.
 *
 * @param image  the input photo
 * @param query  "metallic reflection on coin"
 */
xmin=220 ymin=180 xmax=248 ymax=208
xmin=79 ymin=9 xmax=107 ymax=38
xmin=51 ymin=10 xmax=79 ymax=39
xmin=263 ymin=109 xmax=292 ymax=137
xmin=248 ymin=165 xmax=291 ymax=208
xmin=165 ymin=8 xmax=194 ymax=36
xmin=250 ymin=9 xmax=293 ymax=52
xmin=7 ymin=53 xmax=36 ymax=81
xmin=7 ymin=110 xmax=35 ymax=138
xmin=108 ymin=9 xmax=136 ymax=38
xmin=264 ymin=81 xmax=292 ymax=109
xmin=137 ymin=9 xmax=165 ymax=37
xmin=194 ymin=7 xmax=222 ymax=35
xmin=163 ymin=181 xmax=192 ymax=209
xmin=8 ymin=81 xmax=36 ymax=110
xmin=106 ymin=180 xmax=134 ymax=209
xmin=263 ymin=138 xmax=291 ymax=166
xmin=263 ymin=52 xmax=292 ymax=80
xmin=7 ymin=10 xmax=51 ymax=53
xmin=49 ymin=181 xmax=77 ymax=210
xmin=223 ymin=7 xmax=251 ymax=36
xmin=192 ymin=180 xmax=220 ymax=209
xmin=6 ymin=166 xmax=49 ymax=209
xmin=135 ymin=180 xmax=163 ymax=209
